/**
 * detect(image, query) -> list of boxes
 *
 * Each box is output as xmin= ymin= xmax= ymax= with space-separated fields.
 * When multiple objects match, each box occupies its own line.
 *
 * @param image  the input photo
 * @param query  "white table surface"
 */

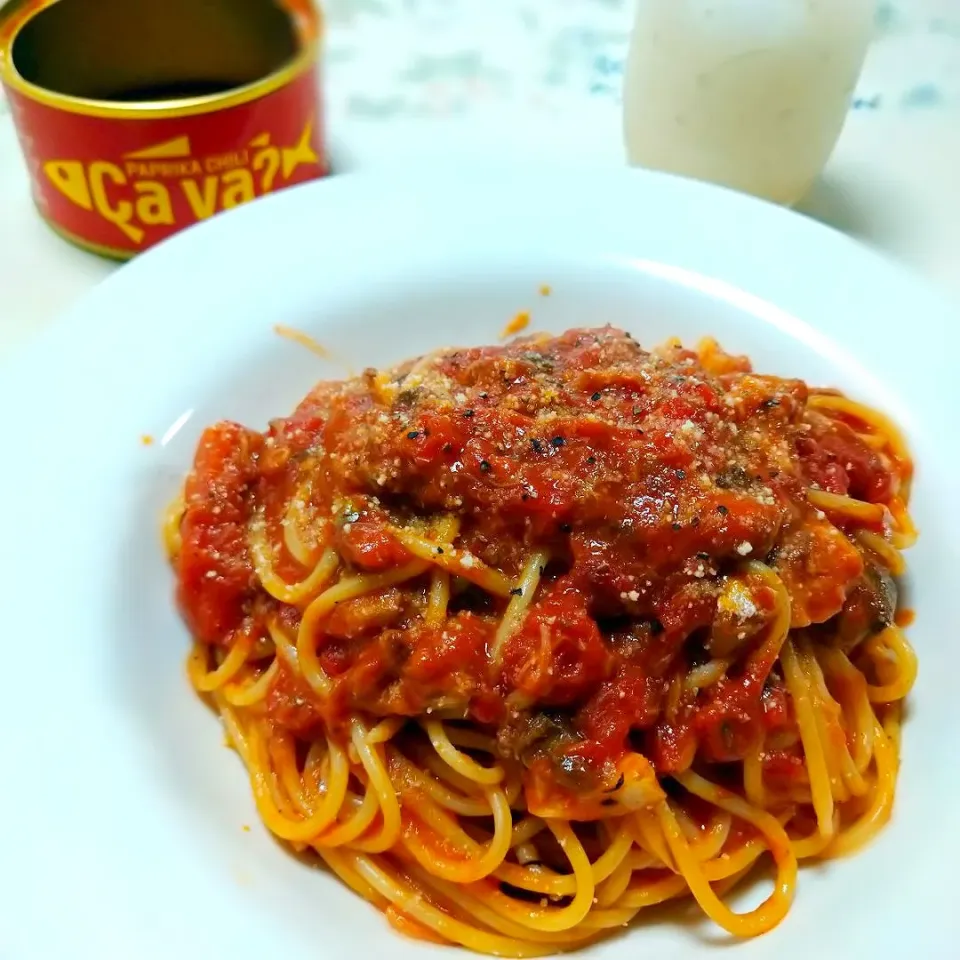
xmin=1 ymin=0 xmax=958 ymax=361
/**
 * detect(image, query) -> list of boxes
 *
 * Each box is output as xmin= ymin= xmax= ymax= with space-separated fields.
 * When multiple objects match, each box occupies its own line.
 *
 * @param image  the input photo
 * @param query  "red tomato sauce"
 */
xmin=174 ymin=327 xmax=906 ymax=791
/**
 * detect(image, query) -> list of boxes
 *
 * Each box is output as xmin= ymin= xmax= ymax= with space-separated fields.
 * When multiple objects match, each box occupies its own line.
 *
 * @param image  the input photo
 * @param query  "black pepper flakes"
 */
xmin=463 ymin=410 xmax=474 ymax=418
xmin=406 ymin=430 xmax=420 ymax=439
xmin=675 ymin=469 xmax=686 ymax=480
xmin=551 ymin=436 xmax=566 ymax=447
xmin=509 ymin=587 xmax=524 ymax=597
xmin=591 ymin=391 xmax=602 ymax=402
xmin=586 ymin=455 xmax=596 ymax=465
xmin=717 ymin=504 xmax=729 ymax=515
xmin=762 ymin=398 xmax=781 ymax=409
xmin=671 ymin=522 xmax=682 ymax=531
xmin=480 ymin=460 xmax=492 ymax=473
xmin=530 ymin=438 xmax=544 ymax=454
xmin=716 ymin=465 xmax=750 ymax=490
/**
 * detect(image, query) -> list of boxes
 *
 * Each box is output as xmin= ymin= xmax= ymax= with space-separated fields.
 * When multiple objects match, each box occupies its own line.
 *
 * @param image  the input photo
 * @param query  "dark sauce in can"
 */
xmin=102 ymin=81 xmax=240 ymax=102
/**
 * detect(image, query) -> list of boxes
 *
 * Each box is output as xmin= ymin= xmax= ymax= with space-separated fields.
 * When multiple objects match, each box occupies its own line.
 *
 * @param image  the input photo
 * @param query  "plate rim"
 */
xmin=2 ymin=165 xmax=958 ymax=391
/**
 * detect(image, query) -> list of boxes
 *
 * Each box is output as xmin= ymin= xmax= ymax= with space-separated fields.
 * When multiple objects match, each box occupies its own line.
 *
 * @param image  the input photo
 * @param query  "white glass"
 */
xmin=623 ymin=0 xmax=875 ymax=205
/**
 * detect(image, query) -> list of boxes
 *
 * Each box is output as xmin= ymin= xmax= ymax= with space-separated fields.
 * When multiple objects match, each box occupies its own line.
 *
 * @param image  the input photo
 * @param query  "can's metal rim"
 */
xmin=0 ymin=0 xmax=321 ymax=119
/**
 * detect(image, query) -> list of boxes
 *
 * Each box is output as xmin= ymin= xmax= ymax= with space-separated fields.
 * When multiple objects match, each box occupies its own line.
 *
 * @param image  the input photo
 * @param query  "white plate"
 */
xmin=1 ymin=169 xmax=958 ymax=959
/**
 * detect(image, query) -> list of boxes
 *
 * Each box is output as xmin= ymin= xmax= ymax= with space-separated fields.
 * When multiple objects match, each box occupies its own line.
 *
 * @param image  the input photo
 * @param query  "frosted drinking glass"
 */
xmin=623 ymin=0 xmax=875 ymax=204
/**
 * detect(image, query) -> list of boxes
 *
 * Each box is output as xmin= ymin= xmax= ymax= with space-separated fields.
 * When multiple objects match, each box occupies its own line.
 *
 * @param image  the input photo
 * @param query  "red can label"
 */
xmin=5 ymin=63 xmax=327 ymax=256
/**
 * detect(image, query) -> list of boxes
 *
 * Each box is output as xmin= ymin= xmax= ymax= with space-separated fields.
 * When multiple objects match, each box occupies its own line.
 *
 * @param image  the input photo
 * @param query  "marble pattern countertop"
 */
xmin=1 ymin=0 xmax=958 ymax=357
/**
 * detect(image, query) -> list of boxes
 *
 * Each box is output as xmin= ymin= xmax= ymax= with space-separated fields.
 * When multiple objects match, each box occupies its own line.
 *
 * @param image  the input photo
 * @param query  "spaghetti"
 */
xmin=167 ymin=326 xmax=916 ymax=954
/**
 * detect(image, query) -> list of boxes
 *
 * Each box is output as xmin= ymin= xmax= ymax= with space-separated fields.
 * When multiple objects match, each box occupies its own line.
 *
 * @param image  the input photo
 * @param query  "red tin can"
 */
xmin=0 ymin=0 xmax=328 ymax=259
